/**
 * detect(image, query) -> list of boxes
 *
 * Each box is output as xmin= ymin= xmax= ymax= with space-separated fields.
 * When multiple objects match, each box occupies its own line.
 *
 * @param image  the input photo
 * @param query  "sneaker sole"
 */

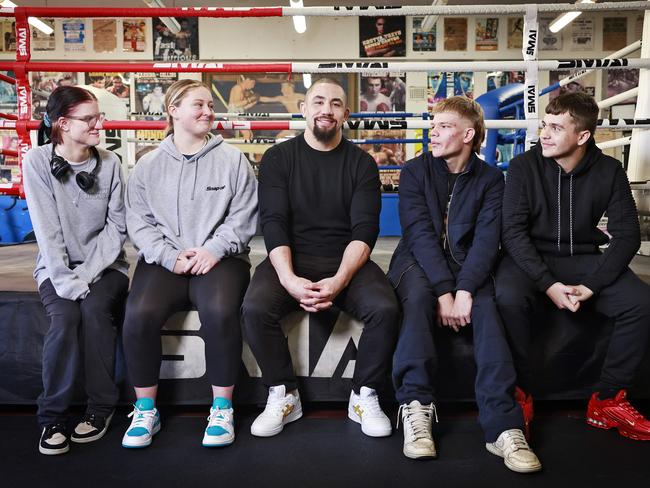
xmin=250 ymin=407 xmax=303 ymax=437
xmin=587 ymin=416 xmax=650 ymax=440
xmin=485 ymin=443 xmax=542 ymax=474
xmin=122 ymin=422 xmax=161 ymax=448
xmin=39 ymin=444 xmax=70 ymax=455
xmin=347 ymin=409 xmax=392 ymax=437
xmin=202 ymin=434 xmax=235 ymax=447
xmin=403 ymin=447 xmax=437 ymax=460
xmin=71 ymin=412 xmax=114 ymax=444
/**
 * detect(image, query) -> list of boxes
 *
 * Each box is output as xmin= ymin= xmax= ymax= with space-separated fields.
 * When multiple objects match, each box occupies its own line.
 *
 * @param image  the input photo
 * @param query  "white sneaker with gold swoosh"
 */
xmin=348 ymin=386 xmax=392 ymax=437
xmin=251 ymin=385 xmax=303 ymax=437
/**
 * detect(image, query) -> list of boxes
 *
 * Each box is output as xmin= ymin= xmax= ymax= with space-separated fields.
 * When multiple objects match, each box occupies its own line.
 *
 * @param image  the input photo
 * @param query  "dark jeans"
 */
xmin=392 ymin=263 xmax=523 ymax=442
xmin=242 ymin=255 xmax=399 ymax=393
xmin=495 ymin=253 xmax=650 ymax=393
xmin=122 ymin=258 xmax=250 ymax=388
xmin=37 ymin=269 xmax=128 ymax=427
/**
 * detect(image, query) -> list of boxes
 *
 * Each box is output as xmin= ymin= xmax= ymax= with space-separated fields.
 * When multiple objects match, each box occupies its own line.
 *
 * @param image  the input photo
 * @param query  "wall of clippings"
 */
xmin=0 ymin=9 xmax=644 ymax=169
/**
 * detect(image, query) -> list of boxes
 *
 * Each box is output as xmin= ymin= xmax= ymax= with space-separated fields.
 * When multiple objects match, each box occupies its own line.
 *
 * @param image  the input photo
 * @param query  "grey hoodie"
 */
xmin=22 ymin=144 xmax=129 ymax=301
xmin=126 ymin=134 xmax=258 ymax=271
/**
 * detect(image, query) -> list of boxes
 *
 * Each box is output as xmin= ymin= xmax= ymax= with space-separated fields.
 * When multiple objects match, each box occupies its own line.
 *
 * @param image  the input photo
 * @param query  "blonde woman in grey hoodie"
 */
xmin=22 ymin=86 xmax=129 ymax=455
xmin=122 ymin=79 xmax=258 ymax=449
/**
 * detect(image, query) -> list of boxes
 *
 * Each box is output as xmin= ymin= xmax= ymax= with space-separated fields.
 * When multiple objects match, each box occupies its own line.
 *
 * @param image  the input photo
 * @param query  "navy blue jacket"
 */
xmin=387 ymin=152 xmax=505 ymax=297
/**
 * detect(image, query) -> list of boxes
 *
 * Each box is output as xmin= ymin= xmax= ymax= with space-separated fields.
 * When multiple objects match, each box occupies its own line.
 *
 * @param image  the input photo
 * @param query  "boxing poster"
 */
xmin=548 ymin=70 xmax=596 ymax=100
xmin=134 ymin=72 xmax=177 ymax=114
xmin=123 ymin=19 xmax=147 ymax=53
xmin=84 ymin=72 xmax=131 ymax=110
xmin=359 ymin=75 xmax=406 ymax=112
xmin=606 ymin=69 xmax=639 ymax=102
xmin=30 ymin=72 xmax=78 ymax=120
xmin=444 ymin=17 xmax=467 ymax=51
xmin=152 ymin=18 xmax=198 ymax=61
xmin=428 ymin=72 xmax=474 ymax=106
xmin=475 ymin=18 xmax=499 ymax=51
xmin=358 ymin=16 xmax=406 ymax=57
xmin=487 ymin=71 xmax=525 ymax=91
xmin=412 ymin=16 xmax=436 ymax=52
xmin=32 ymin=19 xmax=55 ymax=52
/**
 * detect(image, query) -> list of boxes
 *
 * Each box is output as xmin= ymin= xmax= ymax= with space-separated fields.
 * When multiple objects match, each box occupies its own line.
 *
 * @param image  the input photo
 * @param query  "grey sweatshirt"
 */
xmin=126 ymin=134 xmax=258 ymax=270
xmin=22 ymin=144 xmax=129 ymax=301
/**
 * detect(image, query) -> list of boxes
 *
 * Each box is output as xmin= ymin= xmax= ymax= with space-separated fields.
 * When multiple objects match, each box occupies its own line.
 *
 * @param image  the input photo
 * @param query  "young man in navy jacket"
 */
xmin=388 ymin=97 xmax=541 ymax=473
xmin=496 ymin=91 xmax=650 ymax=441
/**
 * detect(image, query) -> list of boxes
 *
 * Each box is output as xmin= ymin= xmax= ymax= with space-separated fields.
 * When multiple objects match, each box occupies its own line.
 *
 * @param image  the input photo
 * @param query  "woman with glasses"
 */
xmin=22 ymin=85 xmax=129 ymax=455
xmin=121 ymin=79 xmax=258 ymax=449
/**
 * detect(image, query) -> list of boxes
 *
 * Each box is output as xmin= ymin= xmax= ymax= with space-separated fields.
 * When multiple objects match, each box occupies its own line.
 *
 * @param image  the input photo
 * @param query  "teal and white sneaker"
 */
xmin=202 ymin=397 xmax=235 ymax=447
xmin=122 ymin=398 xmax=161 ymax=449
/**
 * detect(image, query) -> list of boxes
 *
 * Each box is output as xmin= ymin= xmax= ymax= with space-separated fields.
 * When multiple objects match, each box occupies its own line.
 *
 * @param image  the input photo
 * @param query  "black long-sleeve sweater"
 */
xmin=258 ymin=134 xmax=381 ymax=257
xmin=502 ymin=139 xmax=640 ymax=293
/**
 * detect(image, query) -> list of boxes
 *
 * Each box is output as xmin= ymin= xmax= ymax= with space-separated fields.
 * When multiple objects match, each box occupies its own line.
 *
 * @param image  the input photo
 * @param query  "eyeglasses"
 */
xmin=66 ymin=112 xmax=106 ymax=128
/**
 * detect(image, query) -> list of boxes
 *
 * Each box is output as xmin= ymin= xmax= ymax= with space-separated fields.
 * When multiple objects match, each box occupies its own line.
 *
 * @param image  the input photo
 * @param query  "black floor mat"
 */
xmin=3 ymin=409 xmax=650 ymax=487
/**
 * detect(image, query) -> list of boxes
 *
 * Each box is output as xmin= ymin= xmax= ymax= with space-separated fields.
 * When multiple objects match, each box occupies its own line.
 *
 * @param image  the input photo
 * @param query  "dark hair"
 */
xmin=305 ymin=77 xmax=347 ymax=104
xmin=37 ymin=86 xmax=97 ymax=146
xmin=545 ymin=91 xmax=599 ymax=137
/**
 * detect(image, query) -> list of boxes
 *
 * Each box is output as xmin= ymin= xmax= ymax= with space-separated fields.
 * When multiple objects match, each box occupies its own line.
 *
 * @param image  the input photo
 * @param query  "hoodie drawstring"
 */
xmin=557 ymin=166 xmax=574 ymax=256
xmin=191 ymin=156 xmax=198 ymax=201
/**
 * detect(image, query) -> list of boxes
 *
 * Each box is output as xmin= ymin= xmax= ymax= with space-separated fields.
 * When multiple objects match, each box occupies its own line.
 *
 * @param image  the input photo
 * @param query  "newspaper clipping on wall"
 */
xmin=62 ymin=19 xmax=87 ymax=52
xmin=539 ymin=16 xmax=562 ymax=51
xmin=93 ymin=19 xmax=117 ymax=53
xmin=571 ymin=17 xmax=594 ymax=51
xmin=444 ymin=18 xmax=468 ymax=51
xmin=32 ymin=19 xmax=55 ymax=52
xmin=507 ymin=17 xmax=524 ymax=49
xmin=603 ymin=17 xmax=627 ymax=51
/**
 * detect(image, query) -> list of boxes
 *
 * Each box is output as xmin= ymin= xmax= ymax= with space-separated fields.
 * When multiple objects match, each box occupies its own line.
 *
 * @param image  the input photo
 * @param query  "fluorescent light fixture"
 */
xmin=143 ymin=0 xmax=181 ymax=35
xmin=302 ymin=73 xmax=312 ymax=89
xmin=549 ymin=0 xmax=593 ymax=34
xmin=421 ymin=0 xmax=447 ymax=33
xmin=1 ymin=0 xmax=54 ymax=35
xmin=290 ymin=0 xmax=307 ymax=34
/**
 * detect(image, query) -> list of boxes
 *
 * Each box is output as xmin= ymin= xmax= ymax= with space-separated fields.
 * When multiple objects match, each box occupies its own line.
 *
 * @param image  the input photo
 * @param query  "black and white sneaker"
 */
xmin=39 ymin=423 xmax=70 ymax=455
xmin=71 ymin=411 xmax=114 ymax=444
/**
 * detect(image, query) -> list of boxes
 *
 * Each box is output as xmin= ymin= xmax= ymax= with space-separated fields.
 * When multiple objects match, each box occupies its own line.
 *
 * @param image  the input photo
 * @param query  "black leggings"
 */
xmin=122 ymin=258 xmax=250 ymax=388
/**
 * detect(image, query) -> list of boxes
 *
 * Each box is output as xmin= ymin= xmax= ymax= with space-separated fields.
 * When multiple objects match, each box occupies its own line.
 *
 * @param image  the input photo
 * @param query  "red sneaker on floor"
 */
xmin=586 ymin=390 xmax=650 ymax=441
xmin=515 ymin=387 xmax=534 ymax=440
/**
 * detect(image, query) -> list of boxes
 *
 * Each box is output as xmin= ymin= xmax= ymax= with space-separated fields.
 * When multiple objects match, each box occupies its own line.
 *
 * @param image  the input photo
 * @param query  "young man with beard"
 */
xmin=243 ymin=78 xmax=399 ymax=439
xmin=388 ymin=97 xmax=541 ymax=472
xmin=496 ymin=91 xmax=650 ymax=441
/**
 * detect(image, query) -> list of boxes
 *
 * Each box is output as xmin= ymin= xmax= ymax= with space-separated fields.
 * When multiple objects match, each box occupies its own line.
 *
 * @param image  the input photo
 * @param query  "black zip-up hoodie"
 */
xmin=502 ymin=139 xmax=640 ymax=294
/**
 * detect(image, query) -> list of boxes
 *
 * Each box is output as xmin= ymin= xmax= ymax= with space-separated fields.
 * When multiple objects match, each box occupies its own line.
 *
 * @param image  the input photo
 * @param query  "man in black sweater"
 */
xmin=242 ymin=78 xmax=399 ymax=438
xmin=496 ymin=91 xmax=650 ymax=441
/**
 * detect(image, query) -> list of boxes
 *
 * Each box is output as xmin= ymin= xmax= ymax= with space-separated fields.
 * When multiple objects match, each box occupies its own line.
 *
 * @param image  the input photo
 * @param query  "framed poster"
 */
xmin=153 ymin=18 xmax=199 ymax=61
xmin=359 ymin=75 xmax=406 ymax=112
xmin=412 ymin=16 xmax=436 ymax=52
xmin=359 ymin=16 xmax=406 ymax=57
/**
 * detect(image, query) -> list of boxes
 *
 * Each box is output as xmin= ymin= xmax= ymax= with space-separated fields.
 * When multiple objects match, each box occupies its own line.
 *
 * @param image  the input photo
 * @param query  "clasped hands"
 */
xmin=437 ymin=290 xmax=474 ymax=333
xmin=545 ymin=282 xmax=593 ymax=312
xmin=172 ymin=248 xmax=218 ymax=275
xmin=281 ymin=274 xmax=346 ymax=313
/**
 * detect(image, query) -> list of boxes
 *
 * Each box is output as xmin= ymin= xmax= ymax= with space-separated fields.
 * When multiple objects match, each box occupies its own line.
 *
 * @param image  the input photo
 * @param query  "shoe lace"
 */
xmin=46 ymin=422 xmax=66 ymax=437
xmin=503 ymin=429 xmax=529 ymax=451
xmin=207 ymin=408 xmax=232 ymax=428
xmin=360 ymin=392 xmax=385 ymax=416
xmin=127 ymin=405 xmax=156 ymax=428
xmin=81 ymin=413 xmax=97 ymax=426
xmin=615 ymin=399 xmax=644 ymax=420
xmin=265 ymin=393 xmax=293 ymax=418
xmin=396 ymin=403 xmax=438 ymax=431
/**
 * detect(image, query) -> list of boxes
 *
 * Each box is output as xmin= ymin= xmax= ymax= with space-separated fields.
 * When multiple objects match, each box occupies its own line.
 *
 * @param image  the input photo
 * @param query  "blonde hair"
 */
xmin=432 ymin=96 xmax=486 ymax=154
xmin=164 ymin=79 xmax=210 ymax=137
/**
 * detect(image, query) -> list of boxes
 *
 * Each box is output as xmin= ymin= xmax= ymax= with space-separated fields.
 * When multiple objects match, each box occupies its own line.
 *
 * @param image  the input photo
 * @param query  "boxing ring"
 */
xmin=0 ymin=3 xmax=649 ymax=406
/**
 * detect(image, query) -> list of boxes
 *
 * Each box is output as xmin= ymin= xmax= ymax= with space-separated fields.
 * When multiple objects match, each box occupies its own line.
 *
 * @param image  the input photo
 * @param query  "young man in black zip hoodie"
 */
xmin=496 ymin=91 xmax=650 ymax=441
xmin=388 ymin=97 xmax=541 ymax=473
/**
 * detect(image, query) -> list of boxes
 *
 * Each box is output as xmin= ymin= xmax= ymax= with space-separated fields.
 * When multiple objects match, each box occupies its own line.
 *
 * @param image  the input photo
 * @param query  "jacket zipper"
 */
xmin=446 ymin=170 xmax=468 ymax=266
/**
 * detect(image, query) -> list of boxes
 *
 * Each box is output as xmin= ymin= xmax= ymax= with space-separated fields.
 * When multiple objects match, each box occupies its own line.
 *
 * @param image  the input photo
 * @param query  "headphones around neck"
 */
xmin=50 ymin=145 xmax=101 ymax=192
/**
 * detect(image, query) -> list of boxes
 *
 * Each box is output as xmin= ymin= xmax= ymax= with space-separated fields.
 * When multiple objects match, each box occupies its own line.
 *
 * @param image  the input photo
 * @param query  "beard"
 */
xmin=312 ymin=118 xmax=339 ymax=143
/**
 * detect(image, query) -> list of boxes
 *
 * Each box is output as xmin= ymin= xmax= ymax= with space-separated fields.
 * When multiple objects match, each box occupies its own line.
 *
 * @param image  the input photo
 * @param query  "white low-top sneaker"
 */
xmin=250 ymin=385 xmax=302 ymax=437
xmin=348 ymin=386 xmax=392 ymax=437
xmin=122 ymin=398 xmax=161 ymax=449
xmin=486 ymin=428 xmax=542 ymax=473
xmin=203 ymin=397 xmax=235 ymax=447
xmin=398 ymin=400 xmax=438 ymax=459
